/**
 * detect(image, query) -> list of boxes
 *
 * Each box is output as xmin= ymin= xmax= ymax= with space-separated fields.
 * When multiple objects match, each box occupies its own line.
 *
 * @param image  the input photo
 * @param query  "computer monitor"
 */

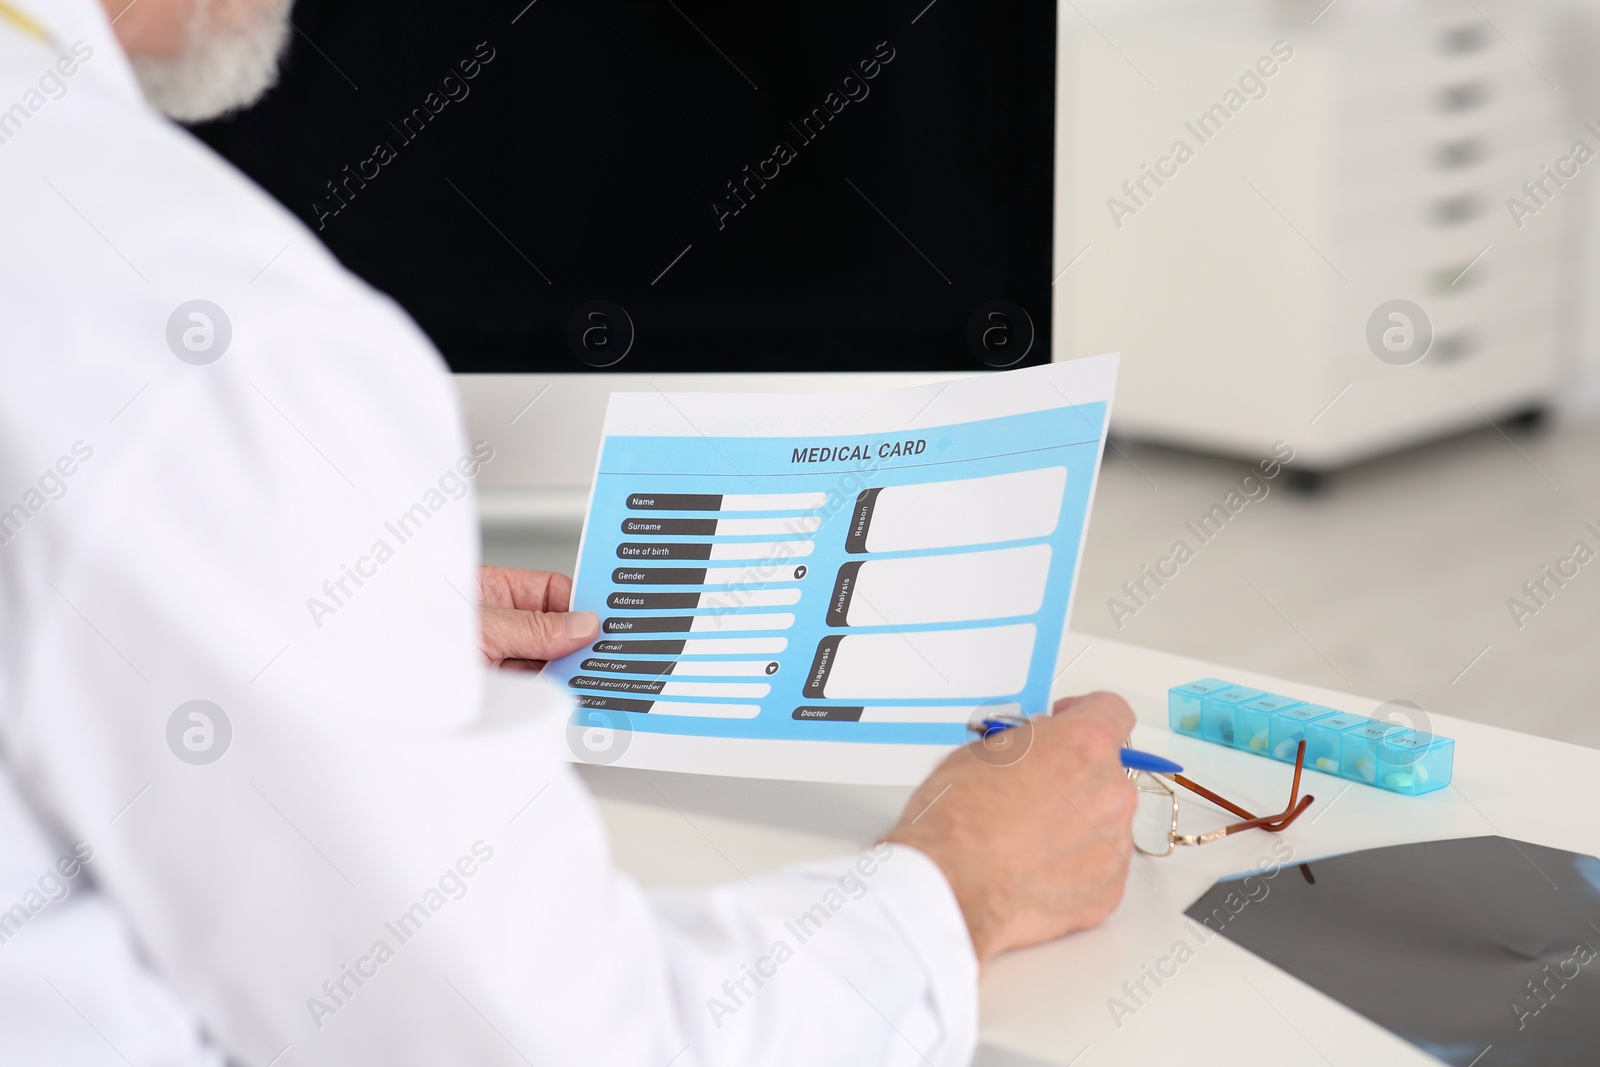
xmin=195 ymin=0 xmax=1060 ymax=488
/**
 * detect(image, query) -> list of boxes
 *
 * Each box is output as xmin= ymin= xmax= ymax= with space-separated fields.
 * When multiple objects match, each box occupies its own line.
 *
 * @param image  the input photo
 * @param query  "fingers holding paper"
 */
xmin=477 ymin=565 xmax=599 ymax=667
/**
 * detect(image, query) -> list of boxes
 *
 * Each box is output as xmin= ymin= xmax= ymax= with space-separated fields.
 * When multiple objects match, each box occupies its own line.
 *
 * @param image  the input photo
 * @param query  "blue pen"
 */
xmin=974 ymin=718 xmax=1184 ymax=775
xmin=1118 ymin=748 xmax=1184 ymax=775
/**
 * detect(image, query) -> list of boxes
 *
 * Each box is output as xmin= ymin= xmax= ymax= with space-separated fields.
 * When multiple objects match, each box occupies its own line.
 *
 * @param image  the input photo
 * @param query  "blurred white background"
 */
xmin=1050 ymin=0 xmax=1600 ymax=748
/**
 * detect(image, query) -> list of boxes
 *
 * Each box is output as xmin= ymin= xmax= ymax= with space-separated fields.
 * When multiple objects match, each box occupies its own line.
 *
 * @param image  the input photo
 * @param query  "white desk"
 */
xmin=576 ymin=633 xmax=1600 ymax=1066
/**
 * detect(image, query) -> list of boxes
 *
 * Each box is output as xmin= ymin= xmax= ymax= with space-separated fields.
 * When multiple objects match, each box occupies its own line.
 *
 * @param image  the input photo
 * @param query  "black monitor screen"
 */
xmin=196 ymin=0 xmax=1056 ymax=374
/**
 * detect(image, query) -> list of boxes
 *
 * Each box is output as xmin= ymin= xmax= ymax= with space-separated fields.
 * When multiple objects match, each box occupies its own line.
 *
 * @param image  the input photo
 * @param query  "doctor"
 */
xmin=0 ymin=0 xmax=1136 ymax=1063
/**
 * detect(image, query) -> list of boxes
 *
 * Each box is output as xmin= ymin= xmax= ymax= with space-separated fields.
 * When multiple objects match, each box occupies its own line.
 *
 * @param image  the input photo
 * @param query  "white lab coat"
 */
xmin=0 ymin=1 xmax=979 ymax=1063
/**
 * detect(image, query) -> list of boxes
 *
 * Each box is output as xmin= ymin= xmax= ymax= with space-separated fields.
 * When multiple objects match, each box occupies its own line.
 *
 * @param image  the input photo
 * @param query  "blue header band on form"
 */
xmin=595 ymin=405 xmax=1106 ymax=477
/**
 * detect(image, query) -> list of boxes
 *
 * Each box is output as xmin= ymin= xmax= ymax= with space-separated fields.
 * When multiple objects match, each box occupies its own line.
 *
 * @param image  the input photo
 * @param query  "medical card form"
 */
xmin=548 ymin=355 xmax=1118 ymax=783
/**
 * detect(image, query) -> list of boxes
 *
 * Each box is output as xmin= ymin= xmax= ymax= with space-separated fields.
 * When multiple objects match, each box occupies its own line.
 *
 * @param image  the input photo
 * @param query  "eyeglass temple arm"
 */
xmin=1224 ymin=794 xmax=1315 ymax=835
xmin=1169 ymin=774 xmax=1259 ymax=822
xmin=1166 ymin=740 xmax=1315 ymax=833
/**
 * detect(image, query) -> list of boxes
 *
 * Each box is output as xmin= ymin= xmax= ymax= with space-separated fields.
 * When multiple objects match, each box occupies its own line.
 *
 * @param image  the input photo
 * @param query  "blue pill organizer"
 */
xmin=1166 ymin=679 xmax=1454 ymax=796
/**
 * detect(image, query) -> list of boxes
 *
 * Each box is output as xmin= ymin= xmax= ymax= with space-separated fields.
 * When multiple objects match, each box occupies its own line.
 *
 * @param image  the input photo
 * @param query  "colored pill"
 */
xmin=1218 ymin=721 xmax=1234 ymax=744
xmin=1249 ymin=732 xmax=1268 ymax=752
xmin=1385 ymin=772 xmax=1415 ymax=789
xmin=1181 ymin=713 xmax=1199 ymax=731
xmin=1315 ymin=757 xmax=1338 ymax=773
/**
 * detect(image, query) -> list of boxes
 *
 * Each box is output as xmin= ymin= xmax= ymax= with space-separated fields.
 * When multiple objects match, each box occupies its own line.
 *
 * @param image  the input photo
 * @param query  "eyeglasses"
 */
xmin=1129 ymin=740 xmax=1316 ymax=857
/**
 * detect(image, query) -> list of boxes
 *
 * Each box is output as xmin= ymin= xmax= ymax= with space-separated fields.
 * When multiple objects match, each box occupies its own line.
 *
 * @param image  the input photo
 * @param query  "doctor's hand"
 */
xmin=885 ymin=691 xmax=1137 ymax=970
xmin=477 ymin=565 xmax=600 ymax=668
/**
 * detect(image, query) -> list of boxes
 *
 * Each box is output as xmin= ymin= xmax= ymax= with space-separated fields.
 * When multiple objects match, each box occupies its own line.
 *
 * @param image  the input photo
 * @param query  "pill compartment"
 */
xmin=1267 ymin=704 xmax=1342 ymax=763
xmin=1166 ymin=677 xmax=1457 ymax=797
xmin=1301 ymin=713 xmax=1369 ymax=775
xmin=1339 ymin=720 xmax=1414 ymax=784
xmin=1198 ymin=687 xmax=1265 ymax=748
xmin=1376 ymin=733 xmax=1454 ymax=795
xmin=1234 ymin=694 xmax=1305 ymax=755
xmin=1168 ymin=678 xmax=1233 ymax=739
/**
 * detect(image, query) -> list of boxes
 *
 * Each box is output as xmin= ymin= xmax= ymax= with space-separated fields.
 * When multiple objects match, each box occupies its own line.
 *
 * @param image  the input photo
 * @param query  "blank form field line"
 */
xmin=625 ymin=491 xmax=825 ymax=512
xmin=607 ymin=588 xmax=800 ymax=611
xmin=579 ymin=657 xmax=779 ymax=678
xmin=684 ymin=637 xmax=786 ymax=655
xmin=620 ymin=516 xmax=820 ymax=537
xmin=670 ymin=660 xmax=780 ymax=678
xmin=690 ymin=612 xmax=795 ymax=633
xmin=616 ymin=540 xmax=815 ymax=563
xmin=722 ymin=492 xmax=825 ymax=511
xmin=792 ymin=704 xmax=1021 ymax=724
xmin=602 ymin=613 xmax=795 ymax=635
xmin=582 ymin=699 xmax=761 ymax=720
xmin=699 ymin=589 xmax=801 ymax=610
xmin=660 ymin=681 xmax=769 ymax=699
xmin=570 ymin=677 xmax=770 ymax=699
xmin=611 ymin=565 xmax=808 ymax=587
xmin=588 ymin=637 xmax=789 ymax=656
xmin=704 ymin=565 xmax=806 ymax=586
xmin=712 ymin=540 xmax=813 ymax=561
xmin=651 ymin=700 xmax=761 ymax=719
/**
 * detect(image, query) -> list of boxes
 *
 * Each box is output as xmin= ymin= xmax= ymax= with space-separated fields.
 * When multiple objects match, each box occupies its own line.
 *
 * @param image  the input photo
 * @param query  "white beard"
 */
xmin=129 ymin=0 xmax=295 ymax=123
